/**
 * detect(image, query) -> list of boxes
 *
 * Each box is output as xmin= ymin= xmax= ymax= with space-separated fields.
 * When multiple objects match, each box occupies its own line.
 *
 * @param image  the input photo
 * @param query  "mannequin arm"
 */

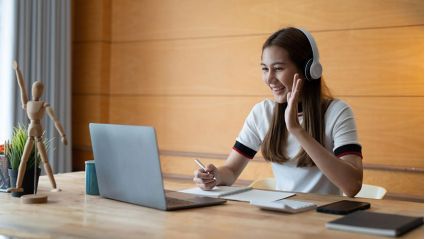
xmin=13 ymin=61 xmax=28 ymax=109
xmin=45 ymin=104 xmax=68 ymax=145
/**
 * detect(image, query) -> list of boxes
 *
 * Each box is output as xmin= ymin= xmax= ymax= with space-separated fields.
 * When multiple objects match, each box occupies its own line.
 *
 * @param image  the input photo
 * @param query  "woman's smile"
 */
xmin=271 ymin=86 xmax=286 ymax=94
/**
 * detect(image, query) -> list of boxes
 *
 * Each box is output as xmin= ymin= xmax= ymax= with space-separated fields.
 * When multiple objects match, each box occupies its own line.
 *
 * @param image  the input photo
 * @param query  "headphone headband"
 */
xmin=298 ymin=28 xmax=322 ymax=80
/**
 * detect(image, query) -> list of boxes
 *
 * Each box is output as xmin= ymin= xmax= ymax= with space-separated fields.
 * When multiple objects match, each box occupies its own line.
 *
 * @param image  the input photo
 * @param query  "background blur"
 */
xmin=71 ymin=0 xmax=423 ymax=201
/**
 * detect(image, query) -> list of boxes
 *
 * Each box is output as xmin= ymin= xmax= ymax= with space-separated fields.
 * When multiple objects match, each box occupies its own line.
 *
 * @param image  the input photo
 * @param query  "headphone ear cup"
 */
xmin=304 ymin=58 xmax=322 ymax=81
xmin=310 ymin=62 xmax=323 ymax=80
xmin=304 ymin=58 xmax=313 ymax=81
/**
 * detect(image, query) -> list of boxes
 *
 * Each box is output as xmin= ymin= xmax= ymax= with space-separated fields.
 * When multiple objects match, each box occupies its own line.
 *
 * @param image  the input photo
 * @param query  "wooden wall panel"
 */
xmin=72 ymin=0 xmax=423 ymax=200
xmin=363 ymin=169 xmax=423 ymax=197
xmin=72 ymin=43 xmax=110 ymax=94
xmin=110 ymin=27 xmax=423 ymax=96
xmin=109 ymin=96 xmax=423 ymax=167
xmin=320 ymin=27 xmax=423 ymax=96
xmin=72 ymin=149 xmax=94 ymax=172
xmin=73 ymin=0 xmax=111 ymax=42
xmin=112 ymin=0 xmax=423 ymax=41
xmin=109 ymin=96 xmax=257 ymax=153
xmin=72 ymin=95 xmax=109 ymax=147
xmin=346 ymin=97 xmax=423 ymax=167
xmin=72 ymin=0 xmax=111 ymax=170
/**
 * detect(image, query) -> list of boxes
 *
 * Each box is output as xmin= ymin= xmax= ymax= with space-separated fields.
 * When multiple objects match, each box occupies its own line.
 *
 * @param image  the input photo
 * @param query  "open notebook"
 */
xmin=179 ymin=186 xmax=295 ymax=202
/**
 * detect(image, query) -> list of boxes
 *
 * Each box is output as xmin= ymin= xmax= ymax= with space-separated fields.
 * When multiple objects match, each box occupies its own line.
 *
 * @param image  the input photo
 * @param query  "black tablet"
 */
xmin=316 ymin=200 xmax=370 ymax=215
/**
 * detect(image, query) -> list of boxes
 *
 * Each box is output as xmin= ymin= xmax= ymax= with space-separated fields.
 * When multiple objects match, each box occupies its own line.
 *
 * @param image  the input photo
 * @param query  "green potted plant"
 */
xmin=5 ymin=125 xmax=51 ymax=197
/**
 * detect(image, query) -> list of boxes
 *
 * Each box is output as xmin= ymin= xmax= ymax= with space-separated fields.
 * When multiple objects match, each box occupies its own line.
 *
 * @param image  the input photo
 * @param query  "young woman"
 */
xmin=193 ymin=27 xmax=363 ymax=197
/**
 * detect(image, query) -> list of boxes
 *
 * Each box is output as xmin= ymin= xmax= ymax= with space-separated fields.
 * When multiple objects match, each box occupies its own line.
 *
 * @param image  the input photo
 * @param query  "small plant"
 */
xmin=4 ymin=125 xmax=52 ymax=170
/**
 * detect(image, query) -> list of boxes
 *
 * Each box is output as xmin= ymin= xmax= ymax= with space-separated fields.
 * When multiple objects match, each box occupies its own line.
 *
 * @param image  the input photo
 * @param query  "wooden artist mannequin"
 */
xmin=7 ymin=61 xmax=68 ymax=199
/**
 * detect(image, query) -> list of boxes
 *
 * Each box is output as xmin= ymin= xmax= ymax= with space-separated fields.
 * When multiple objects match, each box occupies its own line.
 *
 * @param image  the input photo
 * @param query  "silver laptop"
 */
xmin=89 ymin=123 xmax=226 ymax=211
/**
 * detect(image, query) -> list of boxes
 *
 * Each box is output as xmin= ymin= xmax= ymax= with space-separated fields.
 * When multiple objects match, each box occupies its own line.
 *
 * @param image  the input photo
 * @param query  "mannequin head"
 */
xmin=32 ymin=81 xmax=44 ymax=100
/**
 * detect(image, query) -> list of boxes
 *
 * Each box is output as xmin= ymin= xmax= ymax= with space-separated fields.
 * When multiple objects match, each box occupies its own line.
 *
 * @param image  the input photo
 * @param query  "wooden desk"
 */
xmin=0 ymin=172 xmax=423 ymax=238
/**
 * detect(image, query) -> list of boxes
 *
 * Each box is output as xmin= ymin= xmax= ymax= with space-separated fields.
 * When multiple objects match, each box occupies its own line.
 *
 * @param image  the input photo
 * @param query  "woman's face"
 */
xmin=261 ymin=46 xmax=299 ymax=103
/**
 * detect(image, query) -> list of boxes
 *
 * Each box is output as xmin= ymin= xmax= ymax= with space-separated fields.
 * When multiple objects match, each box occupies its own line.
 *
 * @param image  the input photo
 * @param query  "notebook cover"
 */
xmin=326 ymin=211 xmax=423 ymax=237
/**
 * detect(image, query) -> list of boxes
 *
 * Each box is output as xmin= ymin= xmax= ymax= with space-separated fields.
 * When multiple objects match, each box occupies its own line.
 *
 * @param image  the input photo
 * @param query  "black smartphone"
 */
xmin=316 ymin=200 xmax=370 ymax=215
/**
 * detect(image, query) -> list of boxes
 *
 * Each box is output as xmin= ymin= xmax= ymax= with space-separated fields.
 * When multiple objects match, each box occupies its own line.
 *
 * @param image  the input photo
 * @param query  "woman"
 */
xmin=193 ymin=27 xmax=363 ymax=197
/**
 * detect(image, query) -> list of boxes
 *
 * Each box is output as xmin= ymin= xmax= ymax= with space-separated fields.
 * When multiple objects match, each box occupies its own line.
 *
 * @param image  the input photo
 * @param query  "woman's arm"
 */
xmin=193 ymin=150 xmax=250 ymax=190
xmin=290 ymin=128 xmax=363 ymax=197
xmin=216 ymin=150 xmax=250 ymax=185
xmin=286 ymin=75 xmax=362 ymax=197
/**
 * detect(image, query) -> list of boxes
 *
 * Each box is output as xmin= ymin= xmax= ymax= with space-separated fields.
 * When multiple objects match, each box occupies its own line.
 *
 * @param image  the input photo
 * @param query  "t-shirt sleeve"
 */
xmin=233 ymin=104 xmax=262 ymax=159
xmin=331 ymin=102 xmax=363 ymax=159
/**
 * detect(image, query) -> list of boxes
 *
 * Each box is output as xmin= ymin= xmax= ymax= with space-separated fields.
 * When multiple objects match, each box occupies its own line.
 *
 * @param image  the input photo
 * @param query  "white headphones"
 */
xmin=298 ymin=28 xmax=322 ymax=81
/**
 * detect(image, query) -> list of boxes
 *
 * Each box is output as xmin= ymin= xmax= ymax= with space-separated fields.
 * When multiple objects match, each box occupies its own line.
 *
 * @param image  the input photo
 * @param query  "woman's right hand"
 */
xmin=193 ymin=164 xmax=218 ymax=190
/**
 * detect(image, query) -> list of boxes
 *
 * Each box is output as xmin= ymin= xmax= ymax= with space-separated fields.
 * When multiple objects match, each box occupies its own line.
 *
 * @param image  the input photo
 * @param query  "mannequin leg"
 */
xmin=36 ymin=138 xmax=58 ymax=190
xmin=7 ymin=137 xmax=34 ymax=192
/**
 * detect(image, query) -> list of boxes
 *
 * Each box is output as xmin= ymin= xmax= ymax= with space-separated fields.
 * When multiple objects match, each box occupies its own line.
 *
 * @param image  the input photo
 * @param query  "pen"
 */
xmin=194 ymin=158 xmax=216 ymax=180
xmin=194 ymin=158 xmax=207 ymax=171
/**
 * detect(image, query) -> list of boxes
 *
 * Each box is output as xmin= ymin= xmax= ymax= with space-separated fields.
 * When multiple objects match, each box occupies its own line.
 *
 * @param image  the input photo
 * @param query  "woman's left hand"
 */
xmin=285 ymin=73 xmax=303 ymax=133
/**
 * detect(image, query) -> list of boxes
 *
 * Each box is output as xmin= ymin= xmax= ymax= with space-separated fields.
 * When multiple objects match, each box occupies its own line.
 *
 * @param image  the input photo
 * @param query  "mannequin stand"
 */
xmin=21 ymin=144 xmax=48 ymax=204
xmin=21 ymin=194 xmax=48 ymax=204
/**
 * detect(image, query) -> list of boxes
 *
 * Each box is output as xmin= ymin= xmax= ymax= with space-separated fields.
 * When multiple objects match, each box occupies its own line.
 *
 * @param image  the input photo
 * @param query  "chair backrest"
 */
xmin=250 ymin=178 xmax=387 ymax=200
xmin=249 ymin=178 xmax=276 ymax=190
xmin=355 ymin=184 xmax=387 ymax=199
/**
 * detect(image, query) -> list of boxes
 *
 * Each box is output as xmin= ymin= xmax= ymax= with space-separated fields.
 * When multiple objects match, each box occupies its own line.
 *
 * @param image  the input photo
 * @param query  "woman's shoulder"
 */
xmin=327 ymin=98 xmax=352 ymax=112
xmin=325 ymin=98 xmax=356 ymax=121
xmin=251 ymin=99 xmax=276 ymax=112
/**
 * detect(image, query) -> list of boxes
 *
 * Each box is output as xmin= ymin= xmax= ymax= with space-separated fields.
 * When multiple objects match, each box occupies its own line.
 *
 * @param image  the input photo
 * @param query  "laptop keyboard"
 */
xmin=166 ymin=197 xmax=195 ymax=207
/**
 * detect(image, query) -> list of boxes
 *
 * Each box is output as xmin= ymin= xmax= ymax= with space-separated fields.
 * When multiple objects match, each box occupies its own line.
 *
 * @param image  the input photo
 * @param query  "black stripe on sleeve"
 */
xmin=334 ymin=144 xmax=363 ymax=159
xmin=232 ymin=141 xmax=257 ymax=159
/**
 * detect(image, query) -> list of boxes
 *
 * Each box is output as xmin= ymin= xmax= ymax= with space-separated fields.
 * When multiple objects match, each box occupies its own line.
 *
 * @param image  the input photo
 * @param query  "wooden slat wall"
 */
xmin=72 ymin=0 xmax=111 ymax=170
xmin=72 ymin=0 xmax=424 ymax=199
xmin=110 ymin=27 xmax=423 ymax=96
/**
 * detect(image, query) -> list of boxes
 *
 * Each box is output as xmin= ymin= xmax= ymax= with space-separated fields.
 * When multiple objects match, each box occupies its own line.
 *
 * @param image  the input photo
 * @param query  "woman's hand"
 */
xmin=285 ymin=73 xmax=303 ymax=133
xmin=193 ymin=164 xmax=218 ymax=190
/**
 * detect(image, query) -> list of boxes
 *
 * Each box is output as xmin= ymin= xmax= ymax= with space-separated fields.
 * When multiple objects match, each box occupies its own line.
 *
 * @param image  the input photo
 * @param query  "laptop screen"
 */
xmin=89 ymin=123 xmax=167 ymax=210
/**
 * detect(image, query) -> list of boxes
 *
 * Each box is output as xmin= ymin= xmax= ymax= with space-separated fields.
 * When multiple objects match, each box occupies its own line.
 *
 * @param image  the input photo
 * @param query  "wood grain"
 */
xmin=106 ymin=95 xmax=423 ymax=167
xmin=363 ymin=169 xmax=424 ymax=197
xmin=72 ymin=148 xmax=94 ymax=171
xmin=73 ymin=0 xmax=111 ymax=42
xmin=72 ymin=0 xmax=424 ymax=204
xmin=72 ymin=95 xmax=109 ymax=146
xmin=110 ymin=26 xmax=423 ymax=96
xmin=0 ymin=172 xmax=422 ymax=238
xmin=111 ymin=0 xmax=423 ymax=41
xmin=72 ymin=42 xmax=110 ymax=94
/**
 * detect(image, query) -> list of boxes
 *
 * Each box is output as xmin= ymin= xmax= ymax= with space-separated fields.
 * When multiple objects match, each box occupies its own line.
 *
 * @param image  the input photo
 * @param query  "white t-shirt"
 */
xmin=234 ymin=99 xmax=362 ymax=195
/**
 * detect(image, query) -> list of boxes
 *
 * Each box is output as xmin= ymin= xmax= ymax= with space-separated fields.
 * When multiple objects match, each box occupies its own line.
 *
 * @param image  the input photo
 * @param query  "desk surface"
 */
xmin=0 ymin=172 xmax=423 ymax=239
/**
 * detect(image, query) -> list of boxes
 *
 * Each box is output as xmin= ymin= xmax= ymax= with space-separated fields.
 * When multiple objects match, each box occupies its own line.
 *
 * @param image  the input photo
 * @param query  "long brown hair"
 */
xmin=260 ymin=27 xmax=333 ymax=167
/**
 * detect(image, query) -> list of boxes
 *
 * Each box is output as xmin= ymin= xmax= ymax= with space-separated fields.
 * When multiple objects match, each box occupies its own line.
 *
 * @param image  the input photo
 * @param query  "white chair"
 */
xmin=354 ymin=184 xmax=387 ymax=199
xmin=249 ymin=178 xmax=387 ymax=199
xmin=249 ymin=177 xmax=276 ymax=190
